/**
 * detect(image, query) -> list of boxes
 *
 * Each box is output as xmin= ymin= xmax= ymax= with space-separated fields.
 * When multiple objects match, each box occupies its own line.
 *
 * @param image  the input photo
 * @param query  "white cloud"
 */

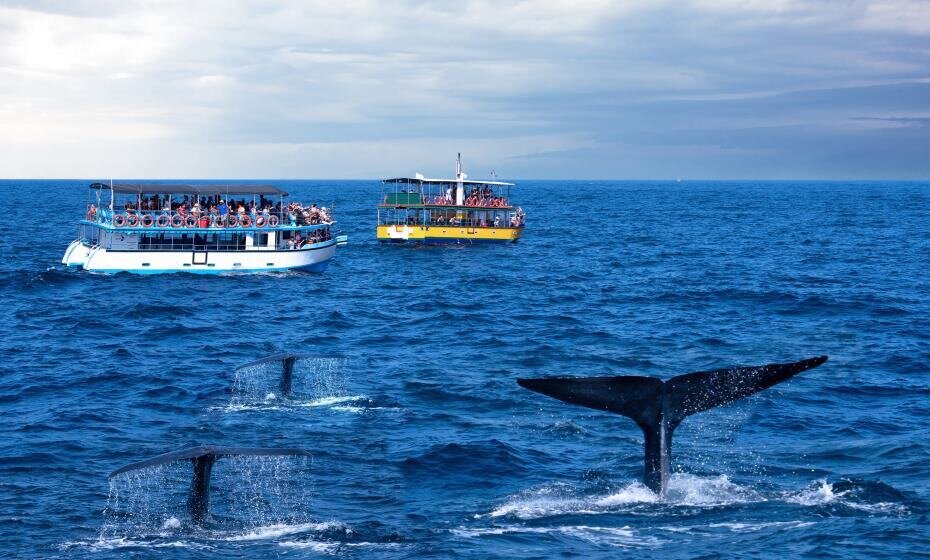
xmin=0 ymin=1 xmax=928 ymax=177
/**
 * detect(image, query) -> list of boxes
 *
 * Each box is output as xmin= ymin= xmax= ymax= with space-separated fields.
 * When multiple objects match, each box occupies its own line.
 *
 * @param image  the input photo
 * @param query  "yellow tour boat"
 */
xmin=377 ymin=154 xmax=525 ymax=244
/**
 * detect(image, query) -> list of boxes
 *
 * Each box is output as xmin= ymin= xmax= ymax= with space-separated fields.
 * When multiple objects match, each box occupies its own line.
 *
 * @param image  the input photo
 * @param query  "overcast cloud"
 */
xmin=1 ymin=0 xmax=929 ymax=179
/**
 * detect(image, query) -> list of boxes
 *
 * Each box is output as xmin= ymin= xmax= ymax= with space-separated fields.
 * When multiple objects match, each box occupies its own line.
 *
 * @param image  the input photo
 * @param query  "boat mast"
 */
xmin=455 ymin=153 xmax=465 ymax=206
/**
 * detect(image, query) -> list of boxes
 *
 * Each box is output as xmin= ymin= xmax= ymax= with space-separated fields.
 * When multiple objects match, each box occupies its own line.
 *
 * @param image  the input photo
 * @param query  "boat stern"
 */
xmin=62 ymin=240 xmax=91 ymax=267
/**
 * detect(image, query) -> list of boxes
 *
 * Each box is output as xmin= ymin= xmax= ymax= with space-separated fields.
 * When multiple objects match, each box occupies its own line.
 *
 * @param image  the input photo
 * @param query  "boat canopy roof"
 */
xmin=89 ymin=183 xmax=289 ymax=196
xmin=383 ymin=177 xmax=514 ymax=187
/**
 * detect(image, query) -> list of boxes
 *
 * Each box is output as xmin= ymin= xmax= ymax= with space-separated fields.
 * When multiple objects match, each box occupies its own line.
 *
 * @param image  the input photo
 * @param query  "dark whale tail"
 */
xmin=236 ymin=353 xmax=307 ymax=396
xmin=518 ymin=356 xmax=827 ymax=495
xmin=109 ymin=445 xmax=310 ymax=522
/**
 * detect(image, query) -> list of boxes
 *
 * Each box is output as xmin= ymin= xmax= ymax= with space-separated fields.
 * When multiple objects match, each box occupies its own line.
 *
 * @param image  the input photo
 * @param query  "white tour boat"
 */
xmin=62 ymin=183 xmax=339 ymax=274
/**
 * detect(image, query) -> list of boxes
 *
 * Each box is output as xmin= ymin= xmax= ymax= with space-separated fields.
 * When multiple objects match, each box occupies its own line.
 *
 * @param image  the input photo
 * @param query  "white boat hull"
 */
xmin=62 ymin=239 xmax=91 ymax=267
xmin=65 ymin=240 xmax=336 ymax=274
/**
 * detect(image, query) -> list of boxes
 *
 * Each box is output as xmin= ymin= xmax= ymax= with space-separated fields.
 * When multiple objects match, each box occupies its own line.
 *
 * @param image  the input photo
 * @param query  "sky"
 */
xmin=1 ymin=0 xmax=929 ymax=179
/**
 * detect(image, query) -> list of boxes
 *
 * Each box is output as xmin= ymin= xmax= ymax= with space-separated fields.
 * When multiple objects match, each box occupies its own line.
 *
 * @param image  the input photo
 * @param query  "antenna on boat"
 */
xmin=455 ymin=153 xmax=466 ymax=205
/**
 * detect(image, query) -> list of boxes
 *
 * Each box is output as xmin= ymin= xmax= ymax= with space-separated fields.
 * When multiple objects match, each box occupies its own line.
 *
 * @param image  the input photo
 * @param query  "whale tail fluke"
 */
xmin=236 ymin=353 xmax=308 ymax=396
xmin=518 ymin=356 xmax=828 ymax=495
xmin=664 ymin=355 xmax=828 ymax=425
xmin=517 ymin=375 xmax=664 ymax=430
xmin=109 ymin=445 xmax=311 ymax=522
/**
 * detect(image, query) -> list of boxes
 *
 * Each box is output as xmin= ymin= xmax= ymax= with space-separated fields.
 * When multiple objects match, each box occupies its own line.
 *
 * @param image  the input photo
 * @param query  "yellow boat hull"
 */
xmin=377 ymin=225 xmax=522 ymax=243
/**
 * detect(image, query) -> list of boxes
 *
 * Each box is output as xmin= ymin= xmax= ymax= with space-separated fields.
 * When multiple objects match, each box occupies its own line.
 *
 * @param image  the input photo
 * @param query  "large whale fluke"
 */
xmin=109 ymin=445 xmax=311 ymax=523
xmin=518 ymin=356 xmax=828 ymax=496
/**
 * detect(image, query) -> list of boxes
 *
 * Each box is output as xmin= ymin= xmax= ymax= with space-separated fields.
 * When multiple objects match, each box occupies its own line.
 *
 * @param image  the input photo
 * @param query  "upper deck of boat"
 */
xmin=382 ymin=177 xmax=514 ymax=187
xmin=89 ymin=182 xmax=290 ymax=196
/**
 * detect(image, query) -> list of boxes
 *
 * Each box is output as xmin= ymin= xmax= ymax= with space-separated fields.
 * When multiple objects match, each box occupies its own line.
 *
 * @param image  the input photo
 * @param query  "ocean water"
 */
xmin=1 ymin=179 xmax=929 ymax=558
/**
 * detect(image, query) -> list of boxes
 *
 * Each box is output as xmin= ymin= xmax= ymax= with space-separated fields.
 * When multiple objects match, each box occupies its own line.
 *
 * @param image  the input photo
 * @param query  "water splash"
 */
xmin=291 ymin=357 xmax=349 ymax=398
xmin=100 ymin=455 xmax=314 ymax=541
xmin=229 ymin=357 xmax=349 ymax=407
xmin=483 ymin=475 xmax=911 ymax=521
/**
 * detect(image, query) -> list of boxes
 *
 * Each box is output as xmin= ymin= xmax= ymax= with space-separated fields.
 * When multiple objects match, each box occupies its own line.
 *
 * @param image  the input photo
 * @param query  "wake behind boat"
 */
xmin=62 ymin=183 xmax=339 ymax=274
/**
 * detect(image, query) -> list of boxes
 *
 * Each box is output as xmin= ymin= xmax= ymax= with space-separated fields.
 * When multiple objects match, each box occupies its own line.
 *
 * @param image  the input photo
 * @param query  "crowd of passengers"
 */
xmin=86 ymin=194 xmax=333 ymax=226
xmin=287 ymin=228 xmax=333 ymax=249
xmin=421 ymin=185 xmax=508 ymax=207
xmin=403 ymin=207 xmax=526 ymax=227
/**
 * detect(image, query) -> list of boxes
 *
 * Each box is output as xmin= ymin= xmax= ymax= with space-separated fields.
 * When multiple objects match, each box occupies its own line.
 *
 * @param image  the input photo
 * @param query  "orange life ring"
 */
xmin=255 ymin=216 xmax=267 ymax=228
xmin=213 ymin=215 xmax=226 ymax=228
xmin=141 ymin=214 xmax=154 ymax=227
xmin=113 ymin=214 xmax=126 ymax=227
xmin=227 ymin=214 xmax=239 ymax=227
xmin=126 ymin=214 xmax=139 ymax=227
xmin=269 ymin=215 xmax=279 ymax=227
xmin=171 ymin=214 xmax=184 ymax=228
xmin=185 ymin=216 xmax=197 ymax=228
xmin=156 ymin=214 xmax=170 ymax=227
xmin=240 ymin=215 xmax=252 ymax=227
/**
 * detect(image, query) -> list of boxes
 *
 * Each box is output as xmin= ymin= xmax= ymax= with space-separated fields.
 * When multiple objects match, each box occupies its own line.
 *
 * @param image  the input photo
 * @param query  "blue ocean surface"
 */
xmin=1 ymin=180 xmax=928 ymax=558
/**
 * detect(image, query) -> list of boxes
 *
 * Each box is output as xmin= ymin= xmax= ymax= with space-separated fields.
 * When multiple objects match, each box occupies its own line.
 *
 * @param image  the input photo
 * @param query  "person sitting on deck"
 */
xmin=494 ymin=215 xmax=501 ymax=227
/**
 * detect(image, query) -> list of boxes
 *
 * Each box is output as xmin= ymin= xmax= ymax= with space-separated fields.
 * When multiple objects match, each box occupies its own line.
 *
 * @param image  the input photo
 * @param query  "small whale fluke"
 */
xmin=109 ymin=445 xmax=311 ymax=523
xmin=518 ymin=356 xmax=828 ymax=496
xmin=236 ymin=353 xmax=307 ymax=396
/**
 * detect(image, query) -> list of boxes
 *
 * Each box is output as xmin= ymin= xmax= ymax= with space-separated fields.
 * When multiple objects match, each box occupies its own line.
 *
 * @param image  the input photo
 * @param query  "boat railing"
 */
xmin=382 ymin=216 xmax=525 ymax=228
xmin=381 ymin=193 xmax=512 ymax=208
xmin=100 ymin=227 xmax=334 ymax=251
xmin=86 ymin=208 xmax=333 ymax=230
